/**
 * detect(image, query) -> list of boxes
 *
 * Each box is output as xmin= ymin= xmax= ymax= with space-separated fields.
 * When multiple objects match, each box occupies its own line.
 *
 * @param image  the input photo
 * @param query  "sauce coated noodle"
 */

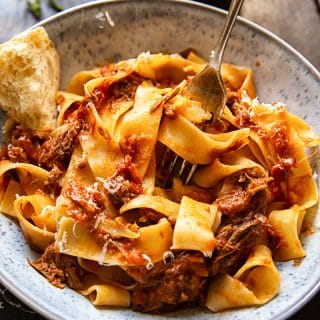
xmin=0 ymin=51 xmax=319 ymax=313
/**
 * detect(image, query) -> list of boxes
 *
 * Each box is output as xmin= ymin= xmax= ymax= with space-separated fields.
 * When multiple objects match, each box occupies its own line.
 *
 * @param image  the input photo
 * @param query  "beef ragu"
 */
xmin=0 ymin=52 xmax=318 ymax=314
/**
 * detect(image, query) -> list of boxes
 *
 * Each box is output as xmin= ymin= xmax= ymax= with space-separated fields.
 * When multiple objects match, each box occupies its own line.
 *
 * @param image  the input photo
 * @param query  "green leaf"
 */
xmin=27 ymin=0 xmax=41 ymax=19
xmin=49 ymin=0 xmax=63 ymax=12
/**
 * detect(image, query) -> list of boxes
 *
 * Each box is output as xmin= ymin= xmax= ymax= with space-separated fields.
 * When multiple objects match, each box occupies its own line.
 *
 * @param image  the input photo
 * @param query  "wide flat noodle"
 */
xmin=134 ymin=53 xmax=202 ymax=82
xmin=171 ymin=196 xmax=218 ymax=257
xmin=0 ymin=180 xmax=24 ymax=217
xmin=66 ymin=68 xmax=101 ymax=95
xmin=79 ymin=105 xmax=121 ymax=179
xmin=119 ymin=194 xmax=179 ymax=221
xmin=268 ymin=204 xmax=306 ymax=260
xmin=221 ymin=63 xmax=256 ymax=98
xmin=206 ymin=245 xmax=280 ymax=311
xmin=193 ymin=153 xmax=266 ymax=188
xmin=14 ymin=194 xmax=56 ymax=232
xmin=118 ymin=82 xmax=165 ymax=178
xmin=56 ymin=91 xmax=83 ymax=125
xmin=56 ymin=216 xmax=172 ymax=265
xmin=86 ymin=76 xmax=134 ymax=139
xmin=249 ymin=102 xmax=318 ymax=208
xmin=0 ymin=160 xmax=49 ymax=183
xmin=55 ymin=216 xmax=125 ymax=265
xmin=158 ymin=114 xmax=249 ymax=164
xmin=289 ymin=113 xmax=320 ymax=147
xmin=80 ymin=275 xmax=130 ymax=307
xmin=14 ymin=196 xmax=55 ymax=252
xmin=135 ymin=218 xmax=173 ymax=263
xmin=0 ymin=161 xmax=49 ymax=202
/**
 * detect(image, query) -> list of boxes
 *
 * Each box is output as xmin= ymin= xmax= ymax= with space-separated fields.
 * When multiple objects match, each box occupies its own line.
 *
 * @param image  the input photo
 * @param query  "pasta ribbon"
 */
xmin=55 ymin=216 xmax=124 ymax=265
xmin=118 ymin=82 xmax=165 ymax=178
xmin=14 ymin=194 xmax=56 ymax=232
xmin=134 ymin=53 xmax=202 ymax=82
xmin=56 ymin=91 xmax=83 ymax=125
xmin=194 ymin=153 xmax=266 ymax=188
xmin=221 ymin=63 xmax=256 ymax=98
xmin=171 ymin=196 xmax=218 ymax=257
xmin=0 ymin=160 xmax=49 ymax=188
xmin=119 ymin=194 xmax=179 ymax=220
xmin=14 ymin=196 xmax=55 ymax=252
xmin=206 ymin=245 xmax=280 ymax=311
xmin=66 ymin=68 xmax=101 ymax=95
xmin=158 ymin=114 xmax=249 ymax=164
xmin=79 ymin=105 xmax=121 ymax=179
xmin=0 ymin=180 xmax=24 ymax=217
xmin=268 ymin=205 xmax=306 ymax=260
xmin=289 ymin=113 xmax=320 ymax=147
xmin=81 ymin=275 xmax=130 ymax=307
xmin=135 ymin=218 xmax=173 ymax=262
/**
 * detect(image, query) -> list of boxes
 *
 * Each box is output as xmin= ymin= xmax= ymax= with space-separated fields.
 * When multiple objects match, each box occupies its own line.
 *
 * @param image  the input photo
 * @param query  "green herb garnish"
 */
xmin=49 ymin=0 xmax=63 ymax=12
xmin=27 ymin=0 xmax=41 ymax=19
xmin=27 ymin=0 xmax=63 ymax=20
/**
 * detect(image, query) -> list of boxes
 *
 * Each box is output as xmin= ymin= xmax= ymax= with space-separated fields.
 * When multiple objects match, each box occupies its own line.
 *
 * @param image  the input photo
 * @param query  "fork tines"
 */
xmin=160 ymin=148 xmax=198 ymax=187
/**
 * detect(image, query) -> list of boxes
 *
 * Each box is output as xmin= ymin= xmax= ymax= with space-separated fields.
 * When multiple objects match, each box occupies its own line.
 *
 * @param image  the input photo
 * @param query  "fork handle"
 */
xmin=209 ymin=0 xmax=244 ymax=68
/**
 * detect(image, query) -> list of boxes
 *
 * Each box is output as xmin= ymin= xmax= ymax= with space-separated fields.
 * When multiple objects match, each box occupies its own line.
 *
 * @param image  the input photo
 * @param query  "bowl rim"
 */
xmin=31 ymin=0 xmax=320 ymax=79
xmin=0 ymin=1 xmax=319 ymax=320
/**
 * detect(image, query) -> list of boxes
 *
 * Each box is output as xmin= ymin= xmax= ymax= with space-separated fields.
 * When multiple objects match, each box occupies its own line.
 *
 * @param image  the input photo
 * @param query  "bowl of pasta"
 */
xmin=0 ymin=0 xmax=319 ymax=320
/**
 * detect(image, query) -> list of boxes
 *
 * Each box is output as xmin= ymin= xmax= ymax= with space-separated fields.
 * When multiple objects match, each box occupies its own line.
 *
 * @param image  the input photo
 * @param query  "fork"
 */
xmin=160 ymin=0 xmax=244 ymax=186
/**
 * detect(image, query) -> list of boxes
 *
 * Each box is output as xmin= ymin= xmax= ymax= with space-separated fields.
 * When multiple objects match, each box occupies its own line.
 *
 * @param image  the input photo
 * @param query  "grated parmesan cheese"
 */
xmin=142 ymin=254 xmax=154 ymax=270
xmin=93 ymin=215 xmax=103 ymax=230
xmin=162 ymin=250 xmax=175 ymax=264
xmin=104 ymin=10 xmax=115 ymax=27
xmin=96 ymin=176 xmax=121 ymax=194
xmin=72 ymin=221 xmax=80 ymax=239
xmin=98 ymin=241 xmax=109 ymax=265
xmin=56 ymin=231 xmax=68 ymax=252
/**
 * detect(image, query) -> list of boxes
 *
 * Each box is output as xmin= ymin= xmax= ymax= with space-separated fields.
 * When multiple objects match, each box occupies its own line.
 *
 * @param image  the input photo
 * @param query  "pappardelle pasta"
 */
xmin=0 ymin=51 xmax=319 ymax=313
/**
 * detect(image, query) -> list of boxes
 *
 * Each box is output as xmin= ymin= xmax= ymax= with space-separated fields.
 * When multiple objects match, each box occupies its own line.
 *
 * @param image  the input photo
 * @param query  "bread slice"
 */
xmin=0 ymin=27 xmax=60 ymax=131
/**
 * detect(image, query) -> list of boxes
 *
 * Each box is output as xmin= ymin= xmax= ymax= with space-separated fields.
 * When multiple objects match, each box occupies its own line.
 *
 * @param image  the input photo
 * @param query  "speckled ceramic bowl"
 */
xmin=0 ymin=1 xmax=319 ymax=320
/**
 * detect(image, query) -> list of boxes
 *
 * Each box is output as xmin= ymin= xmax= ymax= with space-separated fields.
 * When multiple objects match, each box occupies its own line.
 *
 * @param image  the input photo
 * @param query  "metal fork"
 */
xmin=160 ymin=0 xmax=244 ymax=186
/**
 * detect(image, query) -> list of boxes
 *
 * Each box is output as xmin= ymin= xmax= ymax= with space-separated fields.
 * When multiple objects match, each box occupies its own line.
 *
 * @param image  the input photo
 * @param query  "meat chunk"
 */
xmin=6 ymin=126 xmax=40 ymax=163
xmin=129 ymin=253 xmax=208 ymax=312
xmin=215 ymin=169 xmax=272 ymax=217
xmin=101 ymin=155 xmax=143 ymax=205
xmin=211 ymin=213 xmax=283 ymax=276
xmin=29 ymin=244 xmax=84 ymax=290
xmin=63 ymin=180 xmax=107 ymax=222
xmin=38 ymin=120 xmax=83 ymax=170
xmin=216 ymin=186 xmax=251 ymax=215
xmin=92 ymin=74 xmax=142 ymax=111
xmin=43 ymin=164 xmax=64 ymax=195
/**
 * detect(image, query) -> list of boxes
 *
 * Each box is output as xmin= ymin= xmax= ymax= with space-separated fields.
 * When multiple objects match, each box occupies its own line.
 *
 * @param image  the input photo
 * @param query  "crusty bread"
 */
xmin=0 ymin=27 xmax=60 ymax=131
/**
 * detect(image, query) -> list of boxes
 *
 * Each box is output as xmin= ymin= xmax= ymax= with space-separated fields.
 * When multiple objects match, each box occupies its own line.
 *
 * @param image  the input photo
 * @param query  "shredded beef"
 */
xmin=38 ymin=120 xmax=83 ymax=170
xmin=43 ymin=164 xmax=64 ymax=195
xmin=226 ymin=87 xmax=241 ymax=106
xmin=211 ymin=213 xmax=283 ymax=276
xmin=63 ymin=180 xmax=107 ymax=222
xmin=92 ymin=74 xmax=142 ymax=111
xmin=215 ymin=170 xmax=272 ymax=217
xmin=6 ymin=126 xmax=40 ymax=163
xmin=29 ymin=244 xmax=84 ymax=290
xmin=136 ymin=208 xmax=168 ymax=226
xmin=216 ymin=186 xmax=251 ymax=215
xmin=230 ymin=101 xmax=252 ymax=127
xmin=129 ymin=253 xmax=208 ymax=312
xmin=103 ymin=155 xmax=143 ymax=206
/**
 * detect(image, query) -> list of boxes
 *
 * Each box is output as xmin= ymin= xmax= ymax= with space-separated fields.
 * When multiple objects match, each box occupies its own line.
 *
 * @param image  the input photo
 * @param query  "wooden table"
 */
xmin=0 ymin=1 xmax=319 ymax=319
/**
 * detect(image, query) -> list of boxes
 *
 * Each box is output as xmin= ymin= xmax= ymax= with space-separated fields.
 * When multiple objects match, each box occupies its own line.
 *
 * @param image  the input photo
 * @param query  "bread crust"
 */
xmin=0 ymin=27 xmax=60 ymax=131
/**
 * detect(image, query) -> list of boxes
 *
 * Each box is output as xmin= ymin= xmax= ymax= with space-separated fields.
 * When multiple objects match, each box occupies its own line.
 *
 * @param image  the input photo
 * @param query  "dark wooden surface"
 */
xmin=0 ymin=1 xmax=319 ymax=319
